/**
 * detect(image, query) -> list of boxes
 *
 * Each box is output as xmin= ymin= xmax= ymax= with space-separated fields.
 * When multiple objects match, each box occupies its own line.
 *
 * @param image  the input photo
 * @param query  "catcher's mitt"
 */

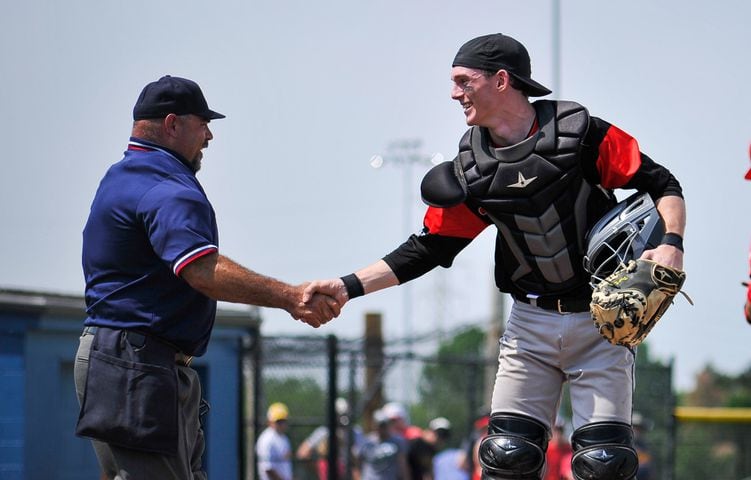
xmin=590 ymin=259 xmax=688 ymax=348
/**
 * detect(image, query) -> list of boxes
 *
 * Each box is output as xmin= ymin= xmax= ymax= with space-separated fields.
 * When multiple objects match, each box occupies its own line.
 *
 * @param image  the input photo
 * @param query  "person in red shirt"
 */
xmin=467 ymin=416 xmax=489 ymax=480
xmin=543 ymin=422 xmax=573 ymax=480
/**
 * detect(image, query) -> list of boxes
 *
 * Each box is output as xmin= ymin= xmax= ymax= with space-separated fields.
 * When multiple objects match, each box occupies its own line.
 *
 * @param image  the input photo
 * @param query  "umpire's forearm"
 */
xmin=180 ymin=252 xmax=298 ymax=311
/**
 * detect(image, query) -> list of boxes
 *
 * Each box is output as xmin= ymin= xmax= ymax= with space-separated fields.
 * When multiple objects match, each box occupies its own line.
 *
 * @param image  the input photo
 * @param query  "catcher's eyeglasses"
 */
xmin=453 ymin=73 xmax=487 ymax=93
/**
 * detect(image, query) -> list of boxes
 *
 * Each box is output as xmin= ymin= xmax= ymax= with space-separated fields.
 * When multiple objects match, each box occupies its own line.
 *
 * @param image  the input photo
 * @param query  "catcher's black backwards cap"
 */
xmin=133 ymin=75 xmax=225 ymax=121
xmin=583 ymin=192 xmax=664 ymax=280
xmin=452 ymin=34 xmax=552 ymax=97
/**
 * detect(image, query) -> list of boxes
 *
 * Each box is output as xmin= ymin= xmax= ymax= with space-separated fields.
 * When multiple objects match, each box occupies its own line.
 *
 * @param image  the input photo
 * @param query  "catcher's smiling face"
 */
xmin=451 ymin=67 xmax=513 ymax=129
xmin=450 ymin=67 xmax=499 ymax=127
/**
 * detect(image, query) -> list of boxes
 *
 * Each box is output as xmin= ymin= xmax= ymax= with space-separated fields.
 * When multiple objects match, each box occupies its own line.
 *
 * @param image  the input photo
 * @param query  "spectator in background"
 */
xmin=355 ymin=409 xmax=410 ymax=480
xmin=256 ymin=403 xmax=293 ymax=480
xmin=383 ymin=402 xmax=423 ymax=441
xmin=431 ymin=418 xmax=470 ymax=480
xmin=406 ymin=421 xmax=438 ymax=480
xmin=459 ymin=414 xmax=488 ymax=480
xmin=297 ymin=398 xmax=364 ymax=480
xmin=543 ymin=420 xmax=573 ymax=480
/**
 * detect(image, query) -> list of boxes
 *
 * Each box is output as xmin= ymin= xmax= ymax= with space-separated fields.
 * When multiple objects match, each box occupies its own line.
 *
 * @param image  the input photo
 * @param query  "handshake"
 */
xmin=280 ymin=261 xmax=395 ymax=328
xmin=291 ymin=278 xmax=351 ymax=328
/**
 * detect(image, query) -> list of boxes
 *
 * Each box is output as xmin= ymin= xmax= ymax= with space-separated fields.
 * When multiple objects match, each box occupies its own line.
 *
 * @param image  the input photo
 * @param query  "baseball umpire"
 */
xmin=305 ymin=33 xmax=686 ymax=479
xmin=75 ymin=75 xmax=339 ymax=479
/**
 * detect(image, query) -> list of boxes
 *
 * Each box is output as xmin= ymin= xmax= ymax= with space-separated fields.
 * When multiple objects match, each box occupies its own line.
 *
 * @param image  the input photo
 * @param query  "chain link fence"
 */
xmin=252 ymin=323 xmax=495 ymax=480
xmin=250 ymin=326 xmax=745 ymax=480
xmin=673 ymin=411 xmax=751 ymax=480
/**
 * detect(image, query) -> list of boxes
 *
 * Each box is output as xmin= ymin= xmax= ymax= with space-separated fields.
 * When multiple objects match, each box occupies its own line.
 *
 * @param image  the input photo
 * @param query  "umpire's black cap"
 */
xmin=133 ymin=75 xmax=225 ymax=121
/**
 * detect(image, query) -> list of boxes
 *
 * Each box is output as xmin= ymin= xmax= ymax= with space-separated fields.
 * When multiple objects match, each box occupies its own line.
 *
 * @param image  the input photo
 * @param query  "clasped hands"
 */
xmin=289 ymin=279 xmax=350 ymax=328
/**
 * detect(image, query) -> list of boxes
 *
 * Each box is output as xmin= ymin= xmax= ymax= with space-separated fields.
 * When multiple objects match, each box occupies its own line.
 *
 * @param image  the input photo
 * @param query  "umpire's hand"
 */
xmin=291 ymin=283 xmax=340 ymax=328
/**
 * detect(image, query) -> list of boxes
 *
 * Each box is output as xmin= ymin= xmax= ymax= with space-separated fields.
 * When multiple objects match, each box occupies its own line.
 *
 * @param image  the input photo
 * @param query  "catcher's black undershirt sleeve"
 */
xmin=382 ymin=231 xmax=472 ymax=284
xmin=581 ymin=116 xmax=683 ymax=199
xmin=622 ymin=153 xmax=683 ymax=199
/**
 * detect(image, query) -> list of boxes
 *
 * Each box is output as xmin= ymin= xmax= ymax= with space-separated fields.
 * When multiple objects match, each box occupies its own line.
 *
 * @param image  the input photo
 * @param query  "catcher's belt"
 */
xmin=513 ymin=294 xmax=590 ymax=313
xmin=590 ymin=259 xmax=691 ymax=348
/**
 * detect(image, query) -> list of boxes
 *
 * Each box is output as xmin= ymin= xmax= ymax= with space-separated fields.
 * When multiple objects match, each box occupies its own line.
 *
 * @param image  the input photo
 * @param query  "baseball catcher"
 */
xmin=590 ymin=258 xmax=688 ymax=348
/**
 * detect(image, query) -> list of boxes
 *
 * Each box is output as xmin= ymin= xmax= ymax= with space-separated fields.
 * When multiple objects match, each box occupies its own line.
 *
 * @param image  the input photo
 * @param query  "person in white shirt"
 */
xmin=256 ymin=403 xmax=293 ymax=480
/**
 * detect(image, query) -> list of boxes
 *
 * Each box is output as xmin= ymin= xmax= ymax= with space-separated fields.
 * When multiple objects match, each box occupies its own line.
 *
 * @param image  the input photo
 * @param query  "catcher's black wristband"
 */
xmin=340 ymin=274 xmax=364 ymax=299
xmin=661 ymin=232 xmax=684 ymax=252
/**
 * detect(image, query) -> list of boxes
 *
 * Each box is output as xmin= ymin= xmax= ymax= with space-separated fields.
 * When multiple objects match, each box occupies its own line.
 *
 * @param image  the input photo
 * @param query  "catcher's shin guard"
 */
xmin=478 ymin=413 xmax=548 ymax=479
xmin=570 ymin=422 xmax=638 ymax=480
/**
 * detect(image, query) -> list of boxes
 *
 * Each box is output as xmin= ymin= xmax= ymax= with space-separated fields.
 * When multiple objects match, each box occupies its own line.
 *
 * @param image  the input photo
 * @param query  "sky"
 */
xmin=2 ymin=0 xmax=750 ymax=392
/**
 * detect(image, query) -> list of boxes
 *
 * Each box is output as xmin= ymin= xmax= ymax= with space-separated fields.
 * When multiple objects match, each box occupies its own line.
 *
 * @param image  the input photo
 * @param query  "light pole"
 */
xmin=552 ymin=0 xmax=562 ymax=95
xmin=370 ymin=138 xmax=443 ymax=401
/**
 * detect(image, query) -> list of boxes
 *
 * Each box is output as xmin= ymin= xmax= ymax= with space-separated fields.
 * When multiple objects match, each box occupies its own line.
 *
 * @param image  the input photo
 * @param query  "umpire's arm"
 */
xmin=180 ymin=252 xmax=339 ymax=327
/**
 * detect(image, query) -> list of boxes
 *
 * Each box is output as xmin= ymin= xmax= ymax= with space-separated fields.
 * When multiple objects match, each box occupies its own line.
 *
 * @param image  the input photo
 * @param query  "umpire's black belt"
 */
xmin=512 ymin=294 xmax=591 ymax=313
xmin=83 ymin=326 xmax=193 ymax=367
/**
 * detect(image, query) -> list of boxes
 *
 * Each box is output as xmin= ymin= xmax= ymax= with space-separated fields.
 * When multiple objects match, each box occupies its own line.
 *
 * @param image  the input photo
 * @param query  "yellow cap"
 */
xmin=267 ymin=402 xmax=289 ymax=422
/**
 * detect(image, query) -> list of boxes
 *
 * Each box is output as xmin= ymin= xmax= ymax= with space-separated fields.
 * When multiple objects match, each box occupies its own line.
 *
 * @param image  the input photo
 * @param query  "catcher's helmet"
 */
xmin=583 ymin=192 xmax=664 ymax=280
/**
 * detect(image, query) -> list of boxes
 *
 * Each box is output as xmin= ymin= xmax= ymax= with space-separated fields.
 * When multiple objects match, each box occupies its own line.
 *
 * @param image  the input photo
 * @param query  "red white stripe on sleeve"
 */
xmin=596 ymin=125 xmax=642 ymax=189
xmin=423 ymin=204 xmax=489 ymax=239
xmin=173 ymin=245 xmax=218 ymax=276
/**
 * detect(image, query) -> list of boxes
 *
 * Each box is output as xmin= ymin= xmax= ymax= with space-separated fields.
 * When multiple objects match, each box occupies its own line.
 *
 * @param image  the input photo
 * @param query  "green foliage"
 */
xmin=675 ymin=424 xmax=735 ymax=480
xmin=415 ymin=326 xmax=487 ymax=447
xmin=634 ymin=342 xmax=673 ymax=429
xmin=632 ymin=342 xmax=673 ymax=480
xmin=263 ymin=376 xmax=327 ymax=445
xmin=673 ymin=359 xmax=751 ymax=479
xmin=264 ymin=376 xmax=327 ymax=414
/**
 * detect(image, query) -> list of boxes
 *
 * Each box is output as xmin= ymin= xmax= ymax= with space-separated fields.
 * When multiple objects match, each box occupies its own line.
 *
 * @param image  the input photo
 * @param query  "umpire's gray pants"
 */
xmin=491 ymin=301 xmax=635 ymax=432
xmin=74 ymin=331 xmax=207 ymax=480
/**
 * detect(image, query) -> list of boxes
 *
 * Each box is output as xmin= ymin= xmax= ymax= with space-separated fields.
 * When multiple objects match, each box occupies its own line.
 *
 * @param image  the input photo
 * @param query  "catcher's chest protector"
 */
xmin=456 ymin=100 xmax=603 ymax=294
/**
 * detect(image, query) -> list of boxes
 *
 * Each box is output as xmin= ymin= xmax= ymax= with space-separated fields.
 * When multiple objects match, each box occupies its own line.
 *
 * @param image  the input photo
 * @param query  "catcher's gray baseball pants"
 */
xmin=490 ymin=301 xmax=634 ymax=432
xmin=74 ymin=331 xmax=207 ymax=480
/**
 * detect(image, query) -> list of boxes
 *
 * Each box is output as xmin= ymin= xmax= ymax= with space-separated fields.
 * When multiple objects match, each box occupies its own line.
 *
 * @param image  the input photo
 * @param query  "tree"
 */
xmin=674 ymin=363 xmax=751 ymax=479
xmin=263 ymin=376 xmax=327 ymax=445
xmin=631 ymin=342 xmax=674 ymax=480
xmin=415 ymin=326 xmax=488 ymax=446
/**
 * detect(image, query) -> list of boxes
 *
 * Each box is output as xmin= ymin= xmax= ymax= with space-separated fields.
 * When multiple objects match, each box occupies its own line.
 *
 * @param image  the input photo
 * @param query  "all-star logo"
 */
xmin=654 ymin=267 xmax=672 ymax=281
xmin=507 ymin=171 xmax=538 ymax=188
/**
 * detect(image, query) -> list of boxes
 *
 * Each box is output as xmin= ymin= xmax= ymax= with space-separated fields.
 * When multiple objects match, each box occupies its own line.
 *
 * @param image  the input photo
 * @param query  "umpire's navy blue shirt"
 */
xmin=82 ymin=137 xmax=219 ymax=356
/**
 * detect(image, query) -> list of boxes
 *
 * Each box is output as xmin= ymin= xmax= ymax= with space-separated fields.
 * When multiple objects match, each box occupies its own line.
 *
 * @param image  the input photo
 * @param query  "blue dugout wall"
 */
xmin=0 ymin=289 xmax=260 ymax=480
